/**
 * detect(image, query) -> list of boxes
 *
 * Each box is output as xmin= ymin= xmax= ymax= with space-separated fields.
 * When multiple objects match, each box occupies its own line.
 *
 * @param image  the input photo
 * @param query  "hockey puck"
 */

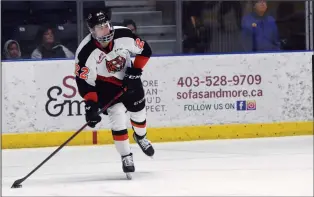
xmin=11 ymin=184 xmax=22 ymax=189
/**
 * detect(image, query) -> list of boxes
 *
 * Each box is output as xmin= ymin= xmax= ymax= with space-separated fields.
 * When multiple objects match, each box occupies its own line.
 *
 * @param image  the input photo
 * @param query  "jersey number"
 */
xmin=135 ymin=38 xmax=144 ymax=49
xmin=75 ymin=64 xmax=89 ymax=80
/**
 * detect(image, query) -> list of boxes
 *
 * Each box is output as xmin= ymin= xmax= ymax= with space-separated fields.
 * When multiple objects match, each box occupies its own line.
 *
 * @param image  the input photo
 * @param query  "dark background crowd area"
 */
xmin=1 ymin=0 xmax=312 ymax=60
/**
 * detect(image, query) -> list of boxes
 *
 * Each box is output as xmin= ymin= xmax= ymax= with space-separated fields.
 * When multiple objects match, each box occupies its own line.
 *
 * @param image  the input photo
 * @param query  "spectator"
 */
xmin=3 ymin=40 xmax=22 ymax=60
xmin=182 ymin=1 xmax=209 ymax=53
xmin=122 ymin=19 xmax=137 ymax=34
xmin=31 ymin=25 xmax=74 ymax=59
xmin=241 ymin=0 xmax=280 ymax=52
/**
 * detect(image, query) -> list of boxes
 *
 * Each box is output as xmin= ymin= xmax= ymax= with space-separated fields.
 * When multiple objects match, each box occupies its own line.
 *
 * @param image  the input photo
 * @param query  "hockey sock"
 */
xmin=112 ymin=129 xmax=131 ymax=156
xmin=130 ymin=119 xmax=147 ymax=138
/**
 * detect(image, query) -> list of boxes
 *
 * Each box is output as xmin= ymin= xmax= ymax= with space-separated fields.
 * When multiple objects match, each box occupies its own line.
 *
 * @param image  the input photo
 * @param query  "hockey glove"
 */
xmin=85 ymin=100 xmax=102 ymax=128
xmin=122 ymin=67 xmax=143 ymax=93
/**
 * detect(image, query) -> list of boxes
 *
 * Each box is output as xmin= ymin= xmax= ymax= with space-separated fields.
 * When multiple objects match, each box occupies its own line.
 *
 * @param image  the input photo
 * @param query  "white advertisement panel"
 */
xmin=2 ymin=52 xmax=313 ymax=133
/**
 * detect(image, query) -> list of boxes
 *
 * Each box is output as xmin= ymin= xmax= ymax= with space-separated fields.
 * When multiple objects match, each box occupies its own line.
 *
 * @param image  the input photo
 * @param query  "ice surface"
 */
xmin=2 ymin=136 xmax=313 ymax=196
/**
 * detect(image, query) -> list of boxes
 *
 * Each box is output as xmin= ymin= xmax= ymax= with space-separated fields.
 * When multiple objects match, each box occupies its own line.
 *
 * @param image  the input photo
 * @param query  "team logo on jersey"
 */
xmin=106 ymin=56 xmax=126 ymax=73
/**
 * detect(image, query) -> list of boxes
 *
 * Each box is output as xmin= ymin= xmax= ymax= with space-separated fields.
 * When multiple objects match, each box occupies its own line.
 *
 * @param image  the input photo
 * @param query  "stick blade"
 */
xmin=11 ymin=178 xmax=24 ymax=188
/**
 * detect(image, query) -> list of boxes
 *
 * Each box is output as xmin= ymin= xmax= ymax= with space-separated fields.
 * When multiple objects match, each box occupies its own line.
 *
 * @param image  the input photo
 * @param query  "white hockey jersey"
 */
xmin=74 ymin=26 xmax=152 ymax=101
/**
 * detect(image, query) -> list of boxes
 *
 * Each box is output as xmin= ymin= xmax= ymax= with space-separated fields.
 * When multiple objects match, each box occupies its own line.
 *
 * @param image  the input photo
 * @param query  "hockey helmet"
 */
xmin=86 ymin=9 xmax=114 ymax=43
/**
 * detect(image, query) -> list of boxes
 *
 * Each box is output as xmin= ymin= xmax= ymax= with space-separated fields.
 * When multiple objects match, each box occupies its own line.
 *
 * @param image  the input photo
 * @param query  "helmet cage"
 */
xmin=88 ymin=21 xmax=114 ymax=43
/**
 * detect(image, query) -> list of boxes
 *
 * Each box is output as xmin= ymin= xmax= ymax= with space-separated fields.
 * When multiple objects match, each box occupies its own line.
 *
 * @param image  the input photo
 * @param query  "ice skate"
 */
xmin=133 ymin=131 xmax=155 ymax=157
xmin=121 ymin=153 xmax=135 ymax=180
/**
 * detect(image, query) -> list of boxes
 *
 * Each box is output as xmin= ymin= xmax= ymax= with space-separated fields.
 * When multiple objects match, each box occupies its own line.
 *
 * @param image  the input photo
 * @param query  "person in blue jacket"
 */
xmin=241 ymin=0 xmax=281 ymax=52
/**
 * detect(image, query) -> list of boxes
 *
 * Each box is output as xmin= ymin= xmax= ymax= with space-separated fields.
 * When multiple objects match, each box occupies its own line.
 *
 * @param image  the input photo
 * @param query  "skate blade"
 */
xmin=126 ymin=173 xmax=132 ymax=180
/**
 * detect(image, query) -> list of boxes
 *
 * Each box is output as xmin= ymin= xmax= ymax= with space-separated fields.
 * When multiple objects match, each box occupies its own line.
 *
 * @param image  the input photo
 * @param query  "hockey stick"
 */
xmin=11 ymin=87 xmax=126 ymax=189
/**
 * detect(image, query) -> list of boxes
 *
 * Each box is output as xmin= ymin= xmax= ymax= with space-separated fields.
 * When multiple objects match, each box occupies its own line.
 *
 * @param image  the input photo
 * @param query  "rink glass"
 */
xmin=1 ymin=0 xmax=313 ymax=59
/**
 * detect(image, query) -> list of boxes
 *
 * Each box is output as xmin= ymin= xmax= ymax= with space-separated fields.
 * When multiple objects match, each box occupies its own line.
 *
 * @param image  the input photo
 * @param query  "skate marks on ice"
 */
xmin=3 ymin=171 xmax=155 ymax=196
xmin=3 ymin=161 xmax=156 ymax=196
xmin=2 ymin=136 xmax=313 ymax=196
xmin=2 ymin=145 xmax=155 ymax=196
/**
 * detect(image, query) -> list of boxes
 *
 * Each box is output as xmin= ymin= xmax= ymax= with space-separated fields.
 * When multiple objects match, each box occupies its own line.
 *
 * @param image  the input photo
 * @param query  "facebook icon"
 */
xmin=236 ymin=101 xmax=246 ymax=111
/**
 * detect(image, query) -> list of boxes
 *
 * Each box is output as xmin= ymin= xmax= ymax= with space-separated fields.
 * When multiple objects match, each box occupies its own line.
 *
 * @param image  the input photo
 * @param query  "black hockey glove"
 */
xmin=122 ymin=67 xmax=143 ymax=93
xmin=85 ymin=100 xmax=102 ymax=128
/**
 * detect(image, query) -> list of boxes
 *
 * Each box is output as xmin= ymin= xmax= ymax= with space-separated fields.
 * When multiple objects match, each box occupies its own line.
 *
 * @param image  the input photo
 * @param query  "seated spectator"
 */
xmin=31 ymin=25 xmax=74 ymax=59
xmin=3 ymin=40 xmax=22 ymax=60
xmin=241 ymin=0 xmax=280 ymax=52
xmin=122 ymin=19 xmax=137 ymax=34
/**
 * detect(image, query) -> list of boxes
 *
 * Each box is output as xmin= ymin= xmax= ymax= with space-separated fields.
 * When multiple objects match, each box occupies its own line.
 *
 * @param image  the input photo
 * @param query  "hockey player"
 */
xmin=74 ymin=9 xmax=154 ymax=176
